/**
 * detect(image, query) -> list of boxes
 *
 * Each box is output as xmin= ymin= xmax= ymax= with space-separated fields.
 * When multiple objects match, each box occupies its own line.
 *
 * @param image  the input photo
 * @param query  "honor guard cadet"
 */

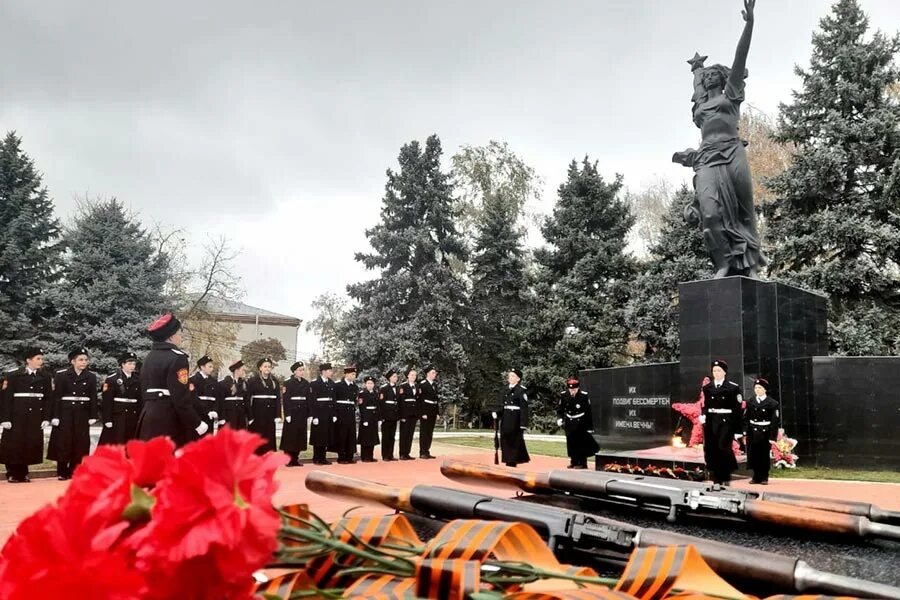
xmin=47 ymin=348 xmax=99 ymax=480
xmin=397 ymin=368 xmax=419 ymax=460
xmin=743 ymin=377 xmax=780 ymax=485
xmin=357 ymin=376 xmax=380 ymax=462
xmin=378 ymin=369 xmax=400 ymax=461
xmin=492 ymin=368 xmax=530 ymax=467
xmin=0 ymin=347 xmax=53 ymax=483
xmin=189 ymin=355 xmax=220 ymax=437
xmin=700 ymin=359 xmax=744 ymax=485
xmin=137 ymin=313 xmax=207 ymax=447
xmin=418 ymin=365 xmax=439 ymax=459
xmin=280 ymin=361 xmax=310 ymax=467
xmin=332 ymin=365 xmax=359 ymax=464
xmin=309 ymin=362 xmax=335 ymax=465
xmin=98 ymin=352 xmax=142 ymax=446
xmin=245 ymin=357 xmax=282 ymax=454
xmin=220 ymin=360 xmax=248 ymax=429
xmin=557 ymin=376 xmax=599 ymax=469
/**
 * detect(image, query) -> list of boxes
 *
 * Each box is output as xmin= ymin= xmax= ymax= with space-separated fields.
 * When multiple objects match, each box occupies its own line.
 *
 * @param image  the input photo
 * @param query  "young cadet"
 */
xmin=357 ymin=376 xmax=380 ymax=462
xmin=378 ymin=369 xmax=400 ymax=461
xmin=0 ymin=347 xmax=53 ymax=483
xmin=280 ymin=361 xmax=311 ymax=466
xmin=99 ymin=351 xmax=142 ymax=445
xmin=743 ymin=377 xmax=780 ymax=485
xmin=48 ymin=348 xmax=99 ymax=480
xmin=246 ymin=357 xmax=282 ymax=453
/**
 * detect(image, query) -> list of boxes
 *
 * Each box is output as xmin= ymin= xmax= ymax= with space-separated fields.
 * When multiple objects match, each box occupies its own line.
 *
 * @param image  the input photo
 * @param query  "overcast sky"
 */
xmin=2 ymin=0 xmax=898 ymax=358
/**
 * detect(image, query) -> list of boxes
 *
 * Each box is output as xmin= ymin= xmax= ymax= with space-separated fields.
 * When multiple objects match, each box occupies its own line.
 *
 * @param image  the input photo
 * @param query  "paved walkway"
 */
xmin=2 ymin=441 xmax=899 ymax=547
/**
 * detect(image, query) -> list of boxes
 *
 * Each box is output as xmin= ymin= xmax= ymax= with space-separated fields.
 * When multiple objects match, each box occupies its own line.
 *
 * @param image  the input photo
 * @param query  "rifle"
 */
xmin=493 ymin=416 xmax=499 ymax=465
xmin=304 ymin=471 xmax=900 ymax=599
xmin=440 ymin=459 xmax=900 ymax=542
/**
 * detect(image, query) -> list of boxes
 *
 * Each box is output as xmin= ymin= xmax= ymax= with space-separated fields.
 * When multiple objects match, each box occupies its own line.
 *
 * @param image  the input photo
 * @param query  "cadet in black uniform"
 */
xmin=309 ymin=362 xmax=335 ymax=465
xmin=332 ymin=365 xmax=359 ymax=464
xmin=220 ymin=360 xmax=248 ymax=430
xmin=137 ymin=313 xmax=207 ymax=447
xmin=557 ymin=376 xmax=599 ymax=469
xmin=378 ymin=369 xmax=400 ymax=461
xmin=47 ymin=348 xmax=99 ymax=480
xmin=397 ymin=368 xmax=419 ymax=460
xmin=357 ymin=376 xmax=380 ymax=462
xmin=98 ymin=351 xmax=142 ymax=446
xmin=280 ymin=361 xmax=310 ymax=466
xmin=418 ymin=365 xmax=439 ymax=459
xmin=700 ymin=359 xmax=744 ymax=485
xmin=743 ymin=377 xmax=780 ymax=485
xmin=0 ymin=347 xmax=53 ymax=483
xmin=189 ymin=355 xmax=220 ymax=438
xmin=493 ymin=368 xmax=530 ymax=467
xmin=246 ymin=357 xmax=282 ymax=454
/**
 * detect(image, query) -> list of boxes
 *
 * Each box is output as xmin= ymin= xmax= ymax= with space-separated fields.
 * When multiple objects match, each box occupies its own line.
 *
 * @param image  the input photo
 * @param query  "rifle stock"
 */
xmin=440 ymin=458 xmax=552 ymax=493
xmin=305 ymin=470 xmax=414 ymax=512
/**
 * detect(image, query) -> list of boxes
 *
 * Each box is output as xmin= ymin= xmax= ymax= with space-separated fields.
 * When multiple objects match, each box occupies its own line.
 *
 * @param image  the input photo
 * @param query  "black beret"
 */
xmin=754 ymin=377 xmax=770 ymax=390
xmin=23 ymin=347 xmax=44 ymax=360
xmin=509 ymin=368 xmax=523 ymax=379
xmin=385 ymin=369 xmax=397 ymax=378
xmin=711 ymin=359 xmax=728 ymax=372
xmin=290 ymin=361 xmax=304 ymax=372
xmin=422 ymin=365 xmax=436 ymax=375
xmin=566 ymin=377 xmax=580 ymax=388
xmin=197 ymin=355 xmax=213 ymax=368
xmin=68 ymin=347 xmax=89 ymax=361
xmin=364 ymin=376 xmax=375 ymax=383
xmin=343 ymin=364 xmax=357 ymax=374
xmin=147 ymin=312 xmax=181 ymax=342
xmin=257 ymin=357 xmax=272 ymax=369
xmin=119 ymin=351 xmax=138 ymax=365
xmin=229 ymin=360 xmax=244 ymax=372
xmin=319 ymin=362 xmax=333 ymax=371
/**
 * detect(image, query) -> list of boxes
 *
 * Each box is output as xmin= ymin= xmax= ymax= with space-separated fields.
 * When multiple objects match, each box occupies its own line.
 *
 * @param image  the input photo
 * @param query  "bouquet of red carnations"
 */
xmin=0 ymin=428 xmax=287 ymax=600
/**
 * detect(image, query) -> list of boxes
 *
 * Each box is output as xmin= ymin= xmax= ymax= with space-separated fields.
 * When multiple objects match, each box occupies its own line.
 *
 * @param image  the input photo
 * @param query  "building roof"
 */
xmin=193 ymin=295 xmax=302 ymax=327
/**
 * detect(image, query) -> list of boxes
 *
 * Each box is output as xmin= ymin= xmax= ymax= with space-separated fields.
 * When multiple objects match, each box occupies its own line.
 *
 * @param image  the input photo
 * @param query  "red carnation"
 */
xmin=138 ymin=428 xmax=287 ymax=599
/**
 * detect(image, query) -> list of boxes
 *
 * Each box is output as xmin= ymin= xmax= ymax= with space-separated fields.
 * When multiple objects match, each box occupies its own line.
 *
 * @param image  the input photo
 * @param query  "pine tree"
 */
xmin=240 ymin=337 xmax=287 ymax=376
xmin=763 ymin=0 xmax=900 ymax=355
xmin=521 ymin=158 xmax=637 ymax=428
xmin=342 ymin=135 xmax=470 ymax=407
xmin=40 ymin=198 xmax=171 ymax=373
xmin=0 ymin=132 xmax=63 ymax=365
xmin=625 ymin=185 xmax=712 ymax=361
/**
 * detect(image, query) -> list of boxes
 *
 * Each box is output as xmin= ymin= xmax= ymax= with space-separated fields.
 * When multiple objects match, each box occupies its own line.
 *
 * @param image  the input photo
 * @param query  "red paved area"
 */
xmin=2 ymin=442 xmax=899 ymax=547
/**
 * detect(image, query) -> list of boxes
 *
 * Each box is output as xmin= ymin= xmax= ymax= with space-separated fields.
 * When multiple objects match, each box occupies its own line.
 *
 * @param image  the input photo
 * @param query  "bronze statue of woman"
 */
xmin=673 ymin=0 xmax=766 ymax=278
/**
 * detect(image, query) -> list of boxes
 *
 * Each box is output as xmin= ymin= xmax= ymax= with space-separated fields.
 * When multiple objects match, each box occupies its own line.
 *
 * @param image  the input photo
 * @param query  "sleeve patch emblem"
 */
xmin=177 ymin=368 xmax=189 ymax=385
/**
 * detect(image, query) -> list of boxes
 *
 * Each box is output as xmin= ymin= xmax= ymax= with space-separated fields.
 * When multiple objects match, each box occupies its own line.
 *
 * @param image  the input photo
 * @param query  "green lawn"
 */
xmin=768 ymin=466 xmax=900 ymax=484
xmin=441 ymin=435 xmax=570 ymax=458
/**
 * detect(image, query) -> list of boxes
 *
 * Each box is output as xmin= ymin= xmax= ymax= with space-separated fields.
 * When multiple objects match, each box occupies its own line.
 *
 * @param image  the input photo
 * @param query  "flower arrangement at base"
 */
xmin=602 ymin=462 xmax=705 ymax=481
xmin=771 ymin=428 xmax=799 ymax=469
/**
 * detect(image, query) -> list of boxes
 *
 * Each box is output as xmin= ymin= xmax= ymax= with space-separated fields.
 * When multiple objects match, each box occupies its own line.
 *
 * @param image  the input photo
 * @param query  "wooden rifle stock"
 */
xmin=440 ymin=458 xmax=552 ymax=493
xmin=305 ymin=470 xmax=414 ymax=512
xmin=743 ymin=499 xmax=900 ymax=540
xmin=758 ymin=492 xmax=900 ymax=525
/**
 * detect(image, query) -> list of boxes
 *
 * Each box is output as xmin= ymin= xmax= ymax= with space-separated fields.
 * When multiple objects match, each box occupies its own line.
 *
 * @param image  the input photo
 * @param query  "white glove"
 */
xmin=195 ymin=421 xmax=209 ymax=436
xmin=248 ymin=419 xmax=254 ymax=425
xmin=217 ymin=420 xmax=226 ymax=426
xmin=363 ymin=422 xmax=369 ymax=427
xmin=520 ymin=426 xmax=527 ymax=430
xmin=332 ymin=416 xmax=337 ymax=422
xmin=698 ymin=415 xmax=706 ymax=425
xmin=422 ymin=415 xmax=427 ymax=420
xmin=556 ymin=418 xmax=563 ymax=426
xmin=40 ymin=420 xmax=49 ymax=429
xmin=104 ymin=422 xmax=113 ymax=428
xmin=208 ymin=411 xmax=218 ymax=420
xmin=734 ymin=433 xmax=743 ymax=440
xmin=400 ymin=418 xmax=405 ymax=423
xmin=491 ymin=411 xmax=497 ymax=419
xmin=89 ymin=419 xmax=97 ymax=425
xmin=1 ymin=421 xmax=12 ymax=430
xmin=51 ymin=418 xmax=60 ymax=426
xmin=285 ymin=415 xmax=292 ymax=423
xmin=275 ymin=417 xmax=282 ymax=424
xmin=587 ymin=430 xmax=594 ymax=434
xmin=378 ymin=421 xmax=383 ymax=427
xmin=312 ymin=417 xmax=319 ymax=425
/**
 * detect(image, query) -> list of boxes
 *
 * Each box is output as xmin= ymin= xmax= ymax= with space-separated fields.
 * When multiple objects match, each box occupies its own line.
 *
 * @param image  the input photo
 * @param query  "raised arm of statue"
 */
xmin=730 ymin=0 xmax=755 ymax=90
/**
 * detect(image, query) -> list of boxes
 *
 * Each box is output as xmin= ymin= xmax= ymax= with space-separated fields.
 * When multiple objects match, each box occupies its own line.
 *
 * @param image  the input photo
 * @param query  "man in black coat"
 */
xmin=189 ymin=355 xmax=220 ymax=438
xmin=219 ymin=360 xmax=249 ymax=430
xmin=98 ymin=351 xmax=142 ymax=446
xmin=309 ymin=362 xmax=335 ymax=465
xmin=48 ymin=348 xmax=99 ymax=480
xmin=137 ymin=313 xmax=207 ymax=447
xmin=378 ymin=369 xmax=400 ymax=461
xmin=743 ymin=377 xmax=780 ymax=485
xmin=357 ymin=376 xmax=380 ymax=462
xmin=246 ymin=357 xmax=282 ymax=454
xmin=0 ymin=347 xmax=53 ymax=483
xmin=332 ymin=364 xmax=359 ymax=464
xmin=397 ymin=368 xmax=419 ymax=460
xmin=492 ymin=368 xmax=529 ymax=467
xmin=280 ymin=361 xmax=310 ymax=466
xmin=556 ymin=376 xmax=599 ymax=469
xmin=701 ymin=359 xmax=744 ymax=485
xmin=418 ymin=365 xmax=440 ymax=459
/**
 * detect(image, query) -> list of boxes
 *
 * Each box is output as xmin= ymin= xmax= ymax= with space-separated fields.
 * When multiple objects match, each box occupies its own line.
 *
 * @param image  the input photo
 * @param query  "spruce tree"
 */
xmin=0 ymin=131 xmax=63 ymax=365
xmin=343 ymin=135 xmax=469 ymax=407
xmin=40 ymin=198 xmax=172 ymax=373
xmin=625 ymin=185 xmax=712 ymax=362
xmin=763 ymin=0 xmax=900 ymax=355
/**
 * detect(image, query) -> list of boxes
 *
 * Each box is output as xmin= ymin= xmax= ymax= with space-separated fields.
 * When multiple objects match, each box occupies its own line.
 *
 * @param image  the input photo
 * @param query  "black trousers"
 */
xmin=313 ymin=445 xmax=327 ymax=463
xmin=419 ymin=415 xmax=436 ymax=456
xmin=748 ymin=437 xmax=771 ymax=482
xmin=5 ymin=464 xmax=29 ymax=479
xmin=57 ymin=459 xmax=80 ymax=478
xmin=398 ymin=418 xmax=416 ymax=457
xmin=334 ymin=421 xmax=355 ymax=462
xmin=381 ymin=420 xmax=398 ymax=459
xmin=360 ymin=446 xmax=375 ymax=461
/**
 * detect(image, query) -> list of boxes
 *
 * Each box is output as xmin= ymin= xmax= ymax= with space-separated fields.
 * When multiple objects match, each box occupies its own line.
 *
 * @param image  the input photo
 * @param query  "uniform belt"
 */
xmin=383 ymin=400 xmax=396 ymax=404
xmin=750 ymin=420 xmax=771 ymax=426
xmin=503 ymin=405 xmax=520 ymax=410
xmin=224 ymin=396 xmax=244 ymax=401
xmin=147 ymin=388 xmax=170 ymax=395
xmin=566 ymin=412 xmax=585 ymax=419
xmin=335 ymin=400 xmax=353 ymax=405
xmin=423 ymin=399 xmax=437 ymax=404
xmin=708 ymin=408 xmax=732 ymax=414
xmin=251 ymin=395 xmax=277 ymax=399
xmin=290 ymin=396 xmax=307 ymax=400
xmin=198 ymin=396 xmax=216 ymax=401
xmin=113 ymin=397 xmax=138 ymax=403
xmin=404 ymin=399 xmax=417 ymax=402
xmin=13 ymin=392 xmax=44 ymax=398
xmin=316 ymin=397 xmax=332 ymax=402
xmin=363 ymin=406 xmax=376 ymax=410
xmin=61 ymin=396 xmax=89 ymax=402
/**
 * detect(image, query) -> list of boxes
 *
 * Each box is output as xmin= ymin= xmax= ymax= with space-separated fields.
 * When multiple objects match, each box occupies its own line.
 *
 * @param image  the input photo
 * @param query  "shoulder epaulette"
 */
xmin=419 ymin=380 xmax=427 ymax=385
xmin=56 ymin=368 xmax=68 ymax=373
xmin=579 ymin=390 xmax=588 ymax=395
xmin=520 ymin=385 xmax=528 ymax=390
xmin=171 ymin=348 xmax=186 ymax=355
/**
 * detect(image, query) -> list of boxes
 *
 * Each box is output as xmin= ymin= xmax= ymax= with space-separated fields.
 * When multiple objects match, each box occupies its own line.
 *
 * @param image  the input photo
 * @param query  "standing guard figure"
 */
xmin=378 ymin=369 xmax=400 ymax=461
xmin=700 ymin=359 xmax=744 ymax=484
xmin=48 ymin=348 xmax=99 ymax=480
xmin=0 ymin=347 xmax=53 ymax=483
xmin=246 ymin=357 xmax=282 ymax=454
xmin=557 ymin=376 xmax=599 ymax=469
xmin=280 ymin=361 xmax=310 ymax=466
xmin=357 ymin=376 xmax=380 ymax=462
xmin=309 ymin=362 xmax=335 ymax=465
xmin=493 ymin=368 xmax=529 ymax=467
xmin=189 ymin=355 xmax=220 ymax=437
xmin=397 ymin=368 xmax=419 ymax=461
xmin=332 ymin=365 xmax=359 ymax=464
xmin=744 ymin=377 xmax=780 ymax=485
xmin=418 ymin=365 xmax=439 ymax=459
xmin=220 ymin=360 xmax=249 ymax=430
xmin=98 ymin=351 xmax=142 ymax=445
